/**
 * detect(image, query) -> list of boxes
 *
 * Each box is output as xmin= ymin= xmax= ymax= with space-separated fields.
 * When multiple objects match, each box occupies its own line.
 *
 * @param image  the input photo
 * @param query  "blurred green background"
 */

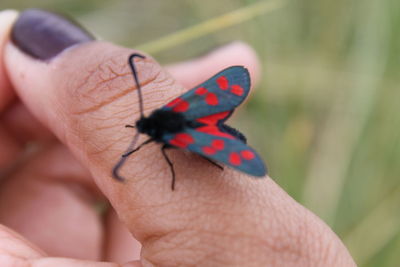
xmin=1 ymin=0 xmax=399 ymax=265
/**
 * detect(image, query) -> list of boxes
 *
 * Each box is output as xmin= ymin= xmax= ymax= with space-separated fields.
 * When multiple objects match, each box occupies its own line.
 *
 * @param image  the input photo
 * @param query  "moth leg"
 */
xmin=123 ymin=138 xmax=153 ymax=157
xmin=161 ymin=144 xmax=176 ymax=190
xmin=202 ymin=156 xmax=224 ymax=170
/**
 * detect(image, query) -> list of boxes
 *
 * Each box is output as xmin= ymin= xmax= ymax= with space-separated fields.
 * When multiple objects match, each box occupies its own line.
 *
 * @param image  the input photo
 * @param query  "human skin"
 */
xmin=0 ymin=9 xmax=356 ymax=267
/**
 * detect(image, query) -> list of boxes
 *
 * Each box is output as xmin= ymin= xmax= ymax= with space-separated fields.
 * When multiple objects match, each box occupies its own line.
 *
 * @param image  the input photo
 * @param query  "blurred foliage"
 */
xmin=1 ymin=0 xmax=399 ymax=265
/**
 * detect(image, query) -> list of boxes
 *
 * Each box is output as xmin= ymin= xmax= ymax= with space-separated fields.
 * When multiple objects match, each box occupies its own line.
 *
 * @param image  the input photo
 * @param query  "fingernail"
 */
xmin=11 ymin=9 xmax=94 ymax=60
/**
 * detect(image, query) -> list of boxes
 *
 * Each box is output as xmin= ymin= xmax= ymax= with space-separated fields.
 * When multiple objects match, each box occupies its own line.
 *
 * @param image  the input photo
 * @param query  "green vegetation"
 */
xmin=1 ymin=0 xmax=399 ymax=265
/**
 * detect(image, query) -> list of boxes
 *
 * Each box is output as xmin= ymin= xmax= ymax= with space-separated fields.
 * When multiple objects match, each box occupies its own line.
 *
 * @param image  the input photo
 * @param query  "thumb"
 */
xmin=7 ymin=10 xmax=183 ymax=193
xmin=6 ymin=10 xmax=191 ymax=206
xmin=5 ymin=9 xmax=355 ymax=266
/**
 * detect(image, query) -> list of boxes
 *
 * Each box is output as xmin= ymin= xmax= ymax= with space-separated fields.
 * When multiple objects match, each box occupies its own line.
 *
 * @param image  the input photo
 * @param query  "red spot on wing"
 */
xmin=212 ymin=139 xmax=225 ymax=150
xmin=166 ymin=97 xmax=190 ymax=112
xmin=231 ymin=85 xmax=244 ymax=96
xmin=216 ymin=76 xmax=229 ymax=90
xmin=196 ymin=126 xmax=234 ymax=139
xmin=169 ymin=133 xmax=194 ymax=148
xmin=203 ymin=146 xmax=216 ymax=155
xmin=196 ymin=111 xmax=230 ymax=125
xmin=229 ymin=152 xmax=241 ymax=165
xmin=172 ymin=100 xmax=189 ymax=112
xmin=203 ymin=140 xmax=224 ymax=155
xmin=166 ymin=97 xmax=181 ymax=107
xmin=241 ymin=150 xmax=255 ymax=160
xmin=205 ymin=93 xmax=218 ymax=106
xmin=195 ymin=87 xmax=208 ymax=95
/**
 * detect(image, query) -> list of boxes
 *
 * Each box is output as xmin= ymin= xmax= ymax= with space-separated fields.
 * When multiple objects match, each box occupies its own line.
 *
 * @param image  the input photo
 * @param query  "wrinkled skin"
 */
xmin=0 ymin=10 xmax=356 ymax=267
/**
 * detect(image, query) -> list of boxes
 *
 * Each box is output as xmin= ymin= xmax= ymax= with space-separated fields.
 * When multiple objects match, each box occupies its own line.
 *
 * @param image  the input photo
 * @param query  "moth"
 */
xmin=113 ymin=53 xmax=267 ymax=189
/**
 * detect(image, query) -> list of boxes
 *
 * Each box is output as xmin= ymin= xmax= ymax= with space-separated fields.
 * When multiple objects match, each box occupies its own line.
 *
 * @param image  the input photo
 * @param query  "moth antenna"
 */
xmin=128 ymin=53 xmax=146 ymax=118
xmin=113 ymin=54 xmax=146 ymax=181
xmin=112 ymin=131 xmax=141 ymax=181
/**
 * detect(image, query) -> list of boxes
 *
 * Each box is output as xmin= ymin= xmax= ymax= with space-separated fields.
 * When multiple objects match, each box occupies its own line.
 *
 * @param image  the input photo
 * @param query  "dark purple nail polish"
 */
xmin=11 ymin=9 xmax=94 ymax=60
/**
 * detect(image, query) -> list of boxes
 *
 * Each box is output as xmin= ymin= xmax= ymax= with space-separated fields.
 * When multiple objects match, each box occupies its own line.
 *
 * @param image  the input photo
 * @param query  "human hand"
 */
xmin=0 ymin=9 xmax=356 ymax=266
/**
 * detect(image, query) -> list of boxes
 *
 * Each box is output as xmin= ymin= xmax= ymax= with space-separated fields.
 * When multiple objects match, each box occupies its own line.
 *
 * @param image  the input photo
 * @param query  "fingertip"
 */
xmin=167 ymin=41 xmax=261 ymax=89
xmin=205 ymin=41 xmax=261 ymax=83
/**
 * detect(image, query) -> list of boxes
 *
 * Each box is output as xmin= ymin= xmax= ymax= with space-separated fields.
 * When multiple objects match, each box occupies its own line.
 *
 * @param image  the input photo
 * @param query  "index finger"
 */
xmin=5 ymin=9 xmax=355 ymax=266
